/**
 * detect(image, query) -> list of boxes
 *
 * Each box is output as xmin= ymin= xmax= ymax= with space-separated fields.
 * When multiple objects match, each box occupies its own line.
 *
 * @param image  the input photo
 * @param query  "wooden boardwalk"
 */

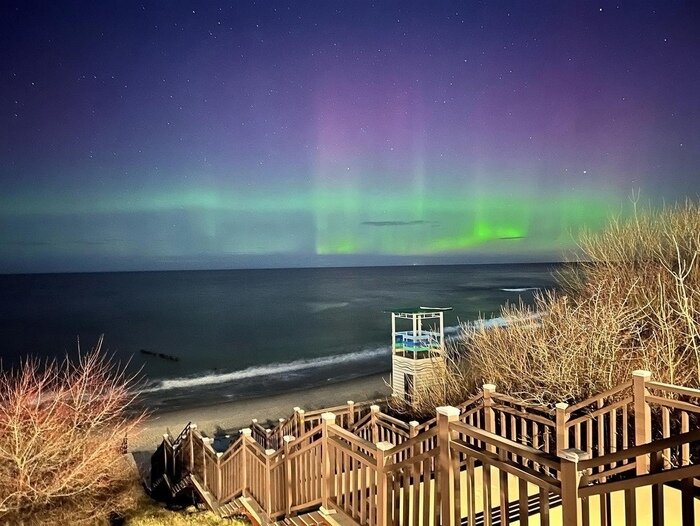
xmin=150 ymin=370 xmax=700 ymax=526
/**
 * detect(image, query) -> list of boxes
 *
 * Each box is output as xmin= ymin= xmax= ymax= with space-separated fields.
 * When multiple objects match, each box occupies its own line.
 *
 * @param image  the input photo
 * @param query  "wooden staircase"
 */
xmin=218 ymin=497 xmax=328 ymax=526
xmin=269 ymin=510 xmax=327 ymax=525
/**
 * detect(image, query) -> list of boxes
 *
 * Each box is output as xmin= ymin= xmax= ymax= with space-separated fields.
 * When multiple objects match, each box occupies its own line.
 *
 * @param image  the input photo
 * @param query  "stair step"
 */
xmin=217 ymin=498 xmax=245 ymax=518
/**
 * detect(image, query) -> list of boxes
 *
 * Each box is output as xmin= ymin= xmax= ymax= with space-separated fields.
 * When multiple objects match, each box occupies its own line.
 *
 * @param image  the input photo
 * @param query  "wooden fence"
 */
xmin=152 ymin=370 xmax=700 ymax=525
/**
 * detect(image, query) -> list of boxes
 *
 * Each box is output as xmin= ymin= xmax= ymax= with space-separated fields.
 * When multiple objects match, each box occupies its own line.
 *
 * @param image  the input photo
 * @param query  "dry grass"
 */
xmin=395 ymin=199 xmax=700 ymax=413
xmin=0 ymin=337 xmax=146 ymax=525
xmin=472 ymin=199 xmax=700 ymax=404
xmin=123 ymin=495 xmax=248 ymax=525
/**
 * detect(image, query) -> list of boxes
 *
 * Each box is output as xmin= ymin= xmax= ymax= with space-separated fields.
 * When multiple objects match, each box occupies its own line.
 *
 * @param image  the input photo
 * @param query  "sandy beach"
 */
xmin=131 ymin=373 xmax=392 ymax=452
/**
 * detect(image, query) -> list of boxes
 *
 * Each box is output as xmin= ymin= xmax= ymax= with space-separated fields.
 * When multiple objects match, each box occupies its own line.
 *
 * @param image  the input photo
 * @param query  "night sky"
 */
xmin=1 ymin=1 xmax=699 ymax=273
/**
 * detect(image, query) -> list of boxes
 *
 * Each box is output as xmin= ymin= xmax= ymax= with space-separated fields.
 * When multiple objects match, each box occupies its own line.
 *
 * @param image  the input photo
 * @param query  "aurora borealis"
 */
xmin=1 ymin=2 xmax=699 ymax=273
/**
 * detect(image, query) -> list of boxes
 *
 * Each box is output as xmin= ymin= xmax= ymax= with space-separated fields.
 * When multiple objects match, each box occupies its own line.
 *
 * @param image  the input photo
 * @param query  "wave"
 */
xmin=467 ymin=312 xmax=544 ymax=330
xmin=443 ymin=324 xmax=461 ymax=335
xmin=500 ymin=287 xmax=539 ymax=292
xmin=141 ymin=346 xmax=389 ymax=392
xmin=142 ymin=325 xmax=470 ymax=393
xmin=307 ymin=301 xmax=350 ymax=313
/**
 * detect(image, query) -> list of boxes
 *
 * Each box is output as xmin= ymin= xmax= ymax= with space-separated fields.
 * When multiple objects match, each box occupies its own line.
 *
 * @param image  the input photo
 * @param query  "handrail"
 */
xmin=566 ymin=381 xmax=633 ymax=413
xmin=348 ymin=411 xmax=372 ymax=433
xmin=375 ymin=411 xmax=411 ymax=430
xmin=384 ymin=426 xmax=438 ymax=461
xmin=450 ymin=420 xmax=561 ymax=470
xmin=490 ymin=402 xmax=555 ymax=426
xmin=579 ymin=429 xmax=700 ymax=470
xmin=459 ymin=392 xmax=484 ymax=409
xmin=491 ymin=392 xmax=556 ymax=417
xmin=451 ymin=438 xmax=562 ymax=493
xmin=288 ymin=422 xmax=323 ymax=446
xmin=645 ymin=395 xmax=700 ymax=413
xmin=579 ymin=463 xmax=700 ymax=498
xmin=328 ymin=423 xmax=378 ymax=453
xmin=566 ymin=396 xmax=632 ymax=428
xmin=646 ymin=381 xmax=700 ymax=398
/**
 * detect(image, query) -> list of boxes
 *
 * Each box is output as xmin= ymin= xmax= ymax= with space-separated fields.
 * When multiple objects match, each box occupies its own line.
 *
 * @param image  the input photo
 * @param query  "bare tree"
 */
xmin=0 ymin=337 xmax=145 ymax=525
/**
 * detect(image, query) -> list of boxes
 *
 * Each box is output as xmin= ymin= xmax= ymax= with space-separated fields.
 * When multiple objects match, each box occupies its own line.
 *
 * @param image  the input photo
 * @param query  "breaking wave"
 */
xmin=142 ymin=346 xmax=390 ymax=392
xmin=142 ymin=324 xmax=464 ymax=393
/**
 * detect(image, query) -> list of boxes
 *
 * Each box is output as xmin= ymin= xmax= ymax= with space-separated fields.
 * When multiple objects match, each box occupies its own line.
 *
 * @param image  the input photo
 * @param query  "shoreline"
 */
xmin=130 ymin=372 xmax=392 ymax=452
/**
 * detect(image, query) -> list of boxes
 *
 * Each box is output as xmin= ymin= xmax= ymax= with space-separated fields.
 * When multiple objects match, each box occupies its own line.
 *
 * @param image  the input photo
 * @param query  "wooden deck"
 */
xmin=151 ymin=371 xmax=700 ymax=526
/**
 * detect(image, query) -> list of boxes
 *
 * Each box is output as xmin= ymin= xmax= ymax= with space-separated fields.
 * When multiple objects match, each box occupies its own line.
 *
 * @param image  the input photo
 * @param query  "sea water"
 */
xmin=0 ymin=264 xmax=559 ymax=411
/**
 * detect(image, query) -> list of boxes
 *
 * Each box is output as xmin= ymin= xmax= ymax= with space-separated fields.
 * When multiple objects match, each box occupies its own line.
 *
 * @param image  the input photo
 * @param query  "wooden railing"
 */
xmin=247 ymin=400 xmax=375 ymax=451
xmin=153 ymin=370 xmax=700 ymax=525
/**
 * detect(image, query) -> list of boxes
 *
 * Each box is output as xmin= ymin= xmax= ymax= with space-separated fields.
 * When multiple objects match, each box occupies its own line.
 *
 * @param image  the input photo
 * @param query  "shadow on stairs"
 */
xmin=463 ymin=492 xmax=562 ymax=526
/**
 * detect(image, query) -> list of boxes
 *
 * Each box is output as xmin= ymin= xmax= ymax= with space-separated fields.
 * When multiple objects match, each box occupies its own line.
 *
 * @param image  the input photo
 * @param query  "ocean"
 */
xmin=0 ymin=264 xmax=559 ymax=411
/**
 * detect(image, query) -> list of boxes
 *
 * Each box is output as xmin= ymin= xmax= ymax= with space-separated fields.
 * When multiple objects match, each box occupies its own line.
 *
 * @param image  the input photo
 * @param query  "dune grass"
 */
xmin=391 ymin=199 xmax=700 ymax=417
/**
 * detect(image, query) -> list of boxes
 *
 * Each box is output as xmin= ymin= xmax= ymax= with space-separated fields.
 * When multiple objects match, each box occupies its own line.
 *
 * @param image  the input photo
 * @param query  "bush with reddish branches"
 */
xmin=0 ymin=337 xmax=145 ymax=525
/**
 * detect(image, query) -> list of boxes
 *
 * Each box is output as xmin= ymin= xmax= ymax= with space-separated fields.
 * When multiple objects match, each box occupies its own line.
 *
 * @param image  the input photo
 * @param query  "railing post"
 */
xmin=278 ymin=418 xmax=285 ymax=449
xmin=408 ymin=421 xmax=420 ymax=525
xmin=632 ymin=370 xmax=652 ymax=474
xmin=321 ymin=412 xmax=337 ymax=514
xmin=241 ymin=428 xmax=251 ymax=496
xmin=370 ymin=405 xmax=381 ymax=443
xmin=556 ymin=402 xmax=569 ymax=455
xmin=559 ymin=448 xmax=588 ymax=526
xmin=163 ymin=434 xmax=169 ymax=476
xmin=293 ymin=407 xmax=301 ymax=435
xmin=189 ymin=424 xmax=197 ymax=472
xmin=265 ymin=428 xmax=272 ymax=450
xmin=483 ymin=384 xmax=496 ymax=450
xmin=202 ymin=438 xmax=208 ymax=487
xmin=437 ymin=406 xmax=460 ymax=526
xmin=216 ymin=452 xmax=223 ymax=500
xmin=264 ymin=448 xmax=275 ymax=515
xmin=376 ymin=441 xmax=394 ymax=526
xmin=297 ymin=408 xmax=306 ymax=434
xmin=283 ymin=435 xmax=295 ymax=517
xmin=347 ymin=400 xmax=355 ymax=427
xmin=409 ymin=420 xmax=419 ymax=438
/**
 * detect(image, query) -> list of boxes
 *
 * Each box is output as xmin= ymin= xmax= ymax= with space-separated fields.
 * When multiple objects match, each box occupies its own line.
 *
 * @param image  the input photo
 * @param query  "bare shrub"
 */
xmin=0 ymin=337 xmax=145 ymax=525
xmin=426 ymin=199 xmax=700 ymax=408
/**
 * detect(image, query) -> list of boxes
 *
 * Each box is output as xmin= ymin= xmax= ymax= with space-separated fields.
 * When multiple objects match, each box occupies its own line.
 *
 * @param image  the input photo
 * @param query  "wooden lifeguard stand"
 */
xmin=388 ymin=306 xmax=452 ymax=405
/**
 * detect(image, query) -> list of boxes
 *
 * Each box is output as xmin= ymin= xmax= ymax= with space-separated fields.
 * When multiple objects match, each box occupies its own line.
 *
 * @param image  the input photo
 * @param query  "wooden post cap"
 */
xmin=240 ymin=428 xmax=252 ymax=436
xmin=265 ymin=449 xmax=276 ymax=456
xmin=483 ymin=383 xmax=496 ymax=392
xmin=376 ymin=441 xmax=394 ymax=451
xmin=251 ymin=418 xmax=258 ymax=424
xmin=283 ymin=435 xmax=295 ymax=443
xmin=409 ymin=420 xmax=420 ymax=427
xmin=279 ymin=418 xmax=285 ymax=423
xmin=632 ymin=370 xmax=652 ymax=378
xmin=293 ymin=406 xmax=301 ymax=412
xmin=555 ymin=402 xmax=569 ymax=410
xmin=436 ymin=406 xmax=460 ymax=417
xmin=321 ymin=412 xmax=336 ymax=421
xmin=559 ymin=448 xmax=590 ymax=462
xmin=347 ymin=400 xmax=354 ymax=405
xmin=370 ymin=404 xmax=381 ymax=412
